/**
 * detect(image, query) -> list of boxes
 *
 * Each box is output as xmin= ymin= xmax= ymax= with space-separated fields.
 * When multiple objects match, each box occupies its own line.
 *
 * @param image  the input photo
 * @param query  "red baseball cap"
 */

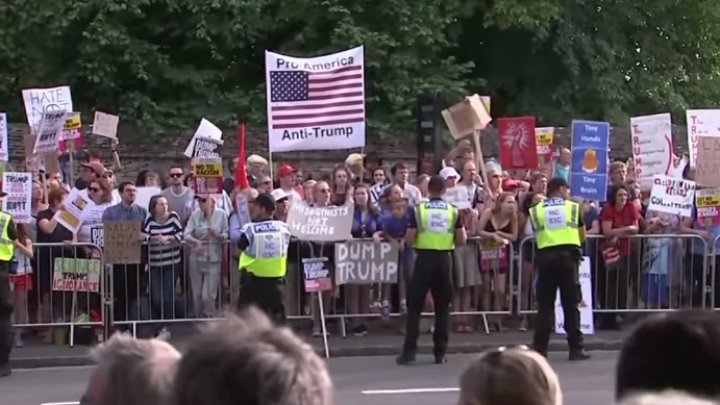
xmin=278 ymin=164 xmax=297 ymax=177
xmin=502 ymin=178 xmax=520 ymax=190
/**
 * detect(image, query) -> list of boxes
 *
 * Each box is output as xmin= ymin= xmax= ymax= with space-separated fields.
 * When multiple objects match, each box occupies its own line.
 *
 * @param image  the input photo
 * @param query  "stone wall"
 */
xmin=6 ymin=124 xmax=691 ymax=182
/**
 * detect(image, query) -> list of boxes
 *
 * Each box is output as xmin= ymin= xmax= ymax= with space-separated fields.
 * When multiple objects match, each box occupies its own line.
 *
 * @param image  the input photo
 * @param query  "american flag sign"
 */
xmin=265 ymin=46 xmax=366 ymax=153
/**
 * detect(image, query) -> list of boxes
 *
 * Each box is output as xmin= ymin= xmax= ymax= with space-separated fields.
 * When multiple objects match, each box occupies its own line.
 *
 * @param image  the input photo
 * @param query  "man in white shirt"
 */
xmin=273 ymin=164 xmax=302 ymax=203
xmin=390 ymin=162 xmax=422 ymax=207
xmin=77 ymin=161 xmax=122 ymax=203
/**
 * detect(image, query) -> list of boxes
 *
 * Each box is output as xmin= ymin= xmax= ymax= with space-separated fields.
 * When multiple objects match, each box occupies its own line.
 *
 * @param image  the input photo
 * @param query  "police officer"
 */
xmin=528 ymin=177 xmax=590 ymax=361
xmin=237 ymin=193 xmax=292 ymax=323
xmin=0 ymin=192 xmax=16 ymax=377
xmin=397 ymin=175 xmax=466 ymax=365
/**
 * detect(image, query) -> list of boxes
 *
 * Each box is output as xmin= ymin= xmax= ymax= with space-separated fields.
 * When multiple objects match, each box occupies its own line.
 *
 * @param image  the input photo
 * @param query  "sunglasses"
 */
xmin=169 ymin=173 xmax=183 ymax=178
xmin=318 ymin=189 xmax=330 ymax=193
xmin=88 ymin=187 xmax=100 ymax=193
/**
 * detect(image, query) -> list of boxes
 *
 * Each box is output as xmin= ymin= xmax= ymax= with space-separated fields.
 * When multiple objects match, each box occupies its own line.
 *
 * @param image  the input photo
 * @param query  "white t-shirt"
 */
xmin=77 ymin=194 xmax=121 ymax=244
xmin=78 ymin=188 xmax=122 ymax=203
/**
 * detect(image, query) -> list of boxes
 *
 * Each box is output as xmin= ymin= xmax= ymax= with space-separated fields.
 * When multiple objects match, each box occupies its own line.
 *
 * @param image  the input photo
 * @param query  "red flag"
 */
xmin=235 ymin=122 xmax=250 ymax=190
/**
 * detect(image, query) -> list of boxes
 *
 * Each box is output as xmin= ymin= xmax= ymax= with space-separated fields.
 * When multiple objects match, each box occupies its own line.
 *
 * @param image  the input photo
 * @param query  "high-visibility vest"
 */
xmin=238 ymin=220 xmax=291 ymax=278
xmin=414 ymin=200 xmax=457 ymax=251
xmin=529 ymin=198 xmax=581 ymax=249
xmin=0 ymin=212 xmax=14 ymax=261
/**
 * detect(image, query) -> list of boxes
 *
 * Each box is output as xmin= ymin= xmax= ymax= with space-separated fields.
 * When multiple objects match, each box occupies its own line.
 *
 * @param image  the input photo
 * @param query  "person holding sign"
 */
xmin=528 ymin=177 xmax=590 ymax=361
xmin=237 ymin=193 xmax=292 ymax=323
xmin=397 ymin=175 xmax=466 ymax=366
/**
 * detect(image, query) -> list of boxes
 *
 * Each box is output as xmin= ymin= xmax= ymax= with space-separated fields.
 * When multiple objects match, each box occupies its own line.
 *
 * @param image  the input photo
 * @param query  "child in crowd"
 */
xmin=11 ymin=224 xmax=34 ymax=347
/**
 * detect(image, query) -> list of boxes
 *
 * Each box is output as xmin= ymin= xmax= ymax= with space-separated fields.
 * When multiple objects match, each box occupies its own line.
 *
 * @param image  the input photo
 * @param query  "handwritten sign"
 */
xmin=556 ymin=257 xmax=594 ymax=335
xmin=103 ymin=221 xmax=142 ymax=264
xmin=648 ymin=175 xmax=696 ymax=217
xmin=335 ymin=240 xmax=399 ymax=285
xmin=286 ymin=203 xmax=353 ymax=242
xmin=441 ymin=94 xmax=492 ymax=139
xmin=696 ymin=188 xmax=720 ymax=226
xmin=696 ymin=136 xmax=720 ymax=187
xmin=686 ymin=109 xmax=720 ymax=168
xmin=34 ymin=110 xmax=67 ymax=154
xmin=2 ymin=172 xmax=32 ymax=223
xmin=630 ymin=113 xmax=673 ymax=181
xmin=22 ymin=86 xmax=73 ymax=128
xmin=184 ymin=118 xmax=223 ymax=158
xmin=92 ymin=111 xmax=119 ymax=139
xmin=52 ymin=258 xmax=101 ymax=293
xmin=302 ymin=257 xmax=333 ymax=293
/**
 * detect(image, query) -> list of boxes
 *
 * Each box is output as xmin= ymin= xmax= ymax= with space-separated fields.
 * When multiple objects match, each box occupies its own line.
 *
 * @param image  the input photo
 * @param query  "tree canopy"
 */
xmin=1 ymin=0 xmax=719 ymax=135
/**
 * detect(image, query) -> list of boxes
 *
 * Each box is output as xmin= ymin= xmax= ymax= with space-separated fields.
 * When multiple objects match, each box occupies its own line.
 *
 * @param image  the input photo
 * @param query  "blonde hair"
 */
xmin=458 ymin=347 xmax=562 ymax=405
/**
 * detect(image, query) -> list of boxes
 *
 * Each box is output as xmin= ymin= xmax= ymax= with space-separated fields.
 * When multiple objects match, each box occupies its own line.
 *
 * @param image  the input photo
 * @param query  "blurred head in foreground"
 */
xmin=458 ymin=346 xmax=561 ymax=405
xmin=616 ymin=310 xmax=720 ymax=401
xmin=81 ymin=333 xmax=180 ymax=405
xmin=173 ymin=308 xmax=334 ymax=405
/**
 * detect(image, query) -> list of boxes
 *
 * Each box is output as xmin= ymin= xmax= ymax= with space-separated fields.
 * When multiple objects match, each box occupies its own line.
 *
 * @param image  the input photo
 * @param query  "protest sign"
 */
xmin=135 ymin=186 xmax=161 ymax=211
xmin=61 ymin=112 xmax=82 ymax=141
xmin=52 ymin=258 xmax=102 ymax=293
xmin=648 ymin=175 xmax=696 ymax=217
xmin=0 ymin=113 xmax=7 ymax=162
xmin=184 ymin=118 xmax=223 ymax=158
xmin=335 ymin=240 xmax=399 ymax=285
xmin=2 ymin=172 xmax=32 ymax=223
xmin=630 ymin=113 xmax=673 ymax=182
xmin=535 ymin=127 xmax=554 ymax=173
xmin=22 ymin=86 xmax=73 ymax=128
xmin=498 ymin=116 xmax=538 ymax=170
xmin=286 ymin=203 xmax=353 ymax=242
xmin=91 ymin=226 xmax=104 ymax=248
xmin=92 ymin=111 xmax=119 ymax=139
xmin=34 ymin=110 xmax=67 ymax=154
xmin=192 ymin=157 xmax=223 ymax=194
xmin=103 ymin=221 xmax=142 ymax=264
xmin=444 ymin=186 xmax=471 ymax=209
xmin=687 ymin=109 xmax=720 ymax=168
xmin=54 ymin=189 xmax=92 ymax=233
xmin=696 ymin=188 xmax=720 ymax=227
xmin=441 ymin=94 xmax=493 ymax=139
xmin=265 ymin=46 xmax=366 ymax=152
xmin=556 ymin=257 xmax=594 ymax=335
xmin=570 ymin=120 xmax=610 ymax=201
xmin=192 ymin=137 xmax=222 ymax=158
xmin=696 ymin=136 xmax=720 ymax=187
xmin=302 ymin=257 xmax=333 ymax=293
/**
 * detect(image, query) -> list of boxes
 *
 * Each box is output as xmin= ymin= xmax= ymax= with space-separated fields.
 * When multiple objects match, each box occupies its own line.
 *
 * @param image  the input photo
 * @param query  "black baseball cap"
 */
xmin=254 ymin=193 xmax=276 ymax=212
xmin=547 ymin=177 xmax=570 ymax=194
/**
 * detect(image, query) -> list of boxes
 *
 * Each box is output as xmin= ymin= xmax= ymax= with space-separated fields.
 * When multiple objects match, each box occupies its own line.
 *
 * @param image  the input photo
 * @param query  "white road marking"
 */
xmin=15 ymin=365 xmax=93 ymax=373
xmin=41 ymin=402 xmax=79 ymax=405
xmin=361 ymin=388 xmax=459 ymax=395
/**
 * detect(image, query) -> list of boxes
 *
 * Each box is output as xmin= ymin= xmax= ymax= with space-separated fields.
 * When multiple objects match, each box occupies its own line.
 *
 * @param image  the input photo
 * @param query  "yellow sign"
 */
xmin=194 ymin=162 xmax=222 ymax=177
xmin=697 ymin=195 xmax=720 ymax=208
xmin=64 ymin=112 xmax=81 ymax=130
xmin=535 ymin=127 xmax=554 ymax=146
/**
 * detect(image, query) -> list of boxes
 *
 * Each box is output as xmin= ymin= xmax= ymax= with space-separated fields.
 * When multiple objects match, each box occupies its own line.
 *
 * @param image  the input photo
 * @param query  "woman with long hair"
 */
xmin=346 ymin=184 xmax=381 ymax=336
xmin=136 ymin=169 xmax=166 ymax=189
xmin=330 ymin=165 xmax=353 ymax=206
xmin=477 ymin=192 xmax=518 ymax=332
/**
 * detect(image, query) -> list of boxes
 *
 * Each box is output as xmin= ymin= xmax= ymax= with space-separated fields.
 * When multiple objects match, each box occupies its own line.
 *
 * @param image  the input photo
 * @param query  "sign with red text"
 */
xmin=648 ymin=175 xmax=696 ymax=217
xmin=192 ymin=157 xmax=223 ymax=194
xmin=52 ymin=258 xmax=101 ymax=293
xmin=630 ymin=113 xmax=673 ymax=182
xmin=696 ymin=188 xmax=720 ymax=227
xmin=686 ymin=109 xmax=720 ymax=168
xmin=535 ymin=127 xmax=554 ymax=173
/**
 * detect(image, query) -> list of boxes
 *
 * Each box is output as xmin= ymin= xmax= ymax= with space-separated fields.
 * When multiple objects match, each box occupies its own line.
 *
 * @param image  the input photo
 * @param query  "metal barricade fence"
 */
xmin=10 ymin=242 xmax=104 ymax=346
xmin=517 ymin=234 xmax=710 ymax=317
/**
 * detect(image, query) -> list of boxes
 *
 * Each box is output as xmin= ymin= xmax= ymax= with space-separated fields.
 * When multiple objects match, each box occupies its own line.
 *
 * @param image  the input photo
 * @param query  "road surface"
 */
xmin=3 ymin=352 xmax=617 ymax=405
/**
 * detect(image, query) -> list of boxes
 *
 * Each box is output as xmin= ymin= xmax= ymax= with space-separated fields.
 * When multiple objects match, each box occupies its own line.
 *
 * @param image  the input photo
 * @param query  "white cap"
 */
xmin=271 ymin=188 xmax=290 ymax=202
xmin=440 ymin=166 xmax=460 ymax=180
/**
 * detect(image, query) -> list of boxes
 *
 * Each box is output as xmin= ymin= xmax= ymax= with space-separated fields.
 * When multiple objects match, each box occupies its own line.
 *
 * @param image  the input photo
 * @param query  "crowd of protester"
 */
xmin=81 ymin=308 xmax=720 ymax=405
xmin=7 ymin=136 xmax=716 ymax=346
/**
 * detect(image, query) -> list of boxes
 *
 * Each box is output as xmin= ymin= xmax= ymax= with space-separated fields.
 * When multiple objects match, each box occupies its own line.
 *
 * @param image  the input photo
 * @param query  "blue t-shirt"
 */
xmin=380 ymin=207 xmax=414 ymax=239
xmin=351 ymin=210 xmax=381 ymax=238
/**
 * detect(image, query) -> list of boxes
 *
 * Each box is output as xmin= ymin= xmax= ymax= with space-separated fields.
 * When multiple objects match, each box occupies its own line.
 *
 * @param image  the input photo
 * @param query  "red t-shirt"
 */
xmin=599 ymin=203 xmax=640 ymax=257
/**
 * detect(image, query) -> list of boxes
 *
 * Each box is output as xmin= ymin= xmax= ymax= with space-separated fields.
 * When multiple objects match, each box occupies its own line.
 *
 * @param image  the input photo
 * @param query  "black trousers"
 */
xmin=0 ymin=262 xmax=12 ymax=366
xmin=238 ymin=273 xmax=286 ymax=324
xmin=402 ymin=251 xmax=452 ymax=356
xmin=532 ymin=248 xmax=584 ymax=354
xmin=111 ymin=264 xmax=143 ymax=325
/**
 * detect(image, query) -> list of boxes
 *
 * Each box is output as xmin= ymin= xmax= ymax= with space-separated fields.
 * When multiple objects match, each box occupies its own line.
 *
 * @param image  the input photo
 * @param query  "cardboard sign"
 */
xmin=696 ymin=136 xmax=720 ymax=187
xmin=2 ymin=172 xmax=32 ymax=223
xmin=555 ymin=256 xmax=594 ymax=335
xmin=92 ymin=111 xmax=120 ymax=139
xmin=103 ymin=221 xmax=142 ymax=264
xmin=302 ymin=257 xmax=333 ymax=293
xmin=52 ymin=258 xmax=101 ymax=293
xmin=686 ymin=109 xmax=720 ymax=168
xmin=192 ymin=157 xmax=223 ymax=194
xmin=335 ymin=240 xmax=399 ymax=285
xmin=184 ymin=118 xmax=223 ymax=158
xmin=441 ymin=94 xmax=492 ymax=139
xmin=648 ymin=175 xmax=696 ymax=218
xmin=286 ymin=202 xmax=353 ymax=242
xmin=34 ymin=110 xmax=67 ymax=154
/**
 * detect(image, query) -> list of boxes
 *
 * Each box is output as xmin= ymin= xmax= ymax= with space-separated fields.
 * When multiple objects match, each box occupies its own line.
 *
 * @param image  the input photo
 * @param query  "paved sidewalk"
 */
xmin=8 ymin=323 xmax=628 ymax=369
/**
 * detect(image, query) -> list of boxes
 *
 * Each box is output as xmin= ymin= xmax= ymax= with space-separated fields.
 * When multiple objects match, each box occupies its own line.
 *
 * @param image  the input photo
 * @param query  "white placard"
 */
xmin=2 ymin=172 xmax=32 ymax=223
xmin=135 ymin=186 xmax=161 ymax=212
xmin=54 ymin=189 xmax=93 ymax=234
xmin=92 ymin=111 xmax=120 ymax=139
xmin=648 ymin=175 xmax=696 ymax=218
xmin=265 ymin=46 xmax=366 ymax=152
xmin=184 ymin=118 xmax=223 ymax=158
xmin=21 ymin=86 xmax=73 ymax=128
xmin=686 ymin=109 xmax=720 ymax=168
xmin=630 ymin=113 xmax=673 ymax=181
xmin=444 ymin=186 xmax=471 ymax=209
xmin=555 ymin=256 xmax=594 ymax=335
xmin=0 ymin=113 xmax=7 ymax=162
xmin=33 ymin=110 xmax=67 ymax=154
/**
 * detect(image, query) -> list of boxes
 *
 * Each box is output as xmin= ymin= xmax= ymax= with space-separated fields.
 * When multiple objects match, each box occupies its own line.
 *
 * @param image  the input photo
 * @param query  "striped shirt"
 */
xmin=143 ymin=212 xmax=183 ymax=267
